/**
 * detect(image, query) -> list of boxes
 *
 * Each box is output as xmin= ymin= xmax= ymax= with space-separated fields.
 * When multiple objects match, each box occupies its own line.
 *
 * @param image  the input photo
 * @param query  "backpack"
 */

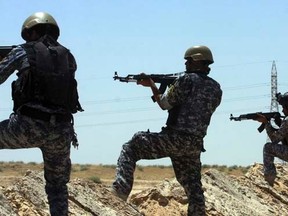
xmin=12 ymin=36 xmax=83 ymax=113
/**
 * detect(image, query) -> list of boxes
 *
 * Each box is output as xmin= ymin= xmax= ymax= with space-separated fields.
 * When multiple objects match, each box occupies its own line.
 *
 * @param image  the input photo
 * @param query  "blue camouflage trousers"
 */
xmin=113 ymin=128 xmax=206 ymax=216
xmin=263 ymin=142 xmax=288 ymax=176
xmin=0 ymin=113 xmax=74 ymax=216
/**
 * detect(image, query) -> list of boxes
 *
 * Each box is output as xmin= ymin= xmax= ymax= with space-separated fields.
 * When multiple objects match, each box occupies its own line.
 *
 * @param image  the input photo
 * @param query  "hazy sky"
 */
xmin=0 ymin=1 xmax=287 ymax=166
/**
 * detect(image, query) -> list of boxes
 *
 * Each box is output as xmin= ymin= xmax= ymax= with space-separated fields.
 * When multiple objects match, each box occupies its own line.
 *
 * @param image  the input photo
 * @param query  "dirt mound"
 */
xmin=0 ymin=170 xmax=141 ymax=216
xmin=131 ymin=163 xmax=288 ymax=216
xmin=0 ymin=163 xmax=288 ymax=215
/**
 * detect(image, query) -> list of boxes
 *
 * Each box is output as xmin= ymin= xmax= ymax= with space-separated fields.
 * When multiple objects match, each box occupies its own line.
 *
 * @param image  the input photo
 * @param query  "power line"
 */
xmin=218 ymin=106 xmax=270 ymax=115
xmin=79 ymin=60 xmax=276 ymax=81
xmin=223 ymin=83 xmax=269 ymax=91
xmin=84 ymin=96 xmax=150 ymax=105
xmin=278 ymin=83 xmax=288 ymax=87
xmin=78 ymin=107 xmax=158 ymax=116
xmin=0 ymin=94 xmax=271 ymax=118
xmin=75 ymin=105 xmax=272 ymax=128
xmin=213 ymin=60 xmax=273 ymax=68
xmin=81 ymin=85 xmax=270 ymax=106
xmin=0 ymin=82 xmax=273 ymax=111
xmin=76 ymin=117 xmax=164 ymax=128
xmin=222 ymin=94 xmax=269 ymax=102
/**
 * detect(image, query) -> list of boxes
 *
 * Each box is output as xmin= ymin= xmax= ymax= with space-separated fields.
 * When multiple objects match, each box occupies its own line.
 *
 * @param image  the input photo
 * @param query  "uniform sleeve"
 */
xmin=266 ymin=118 xmax=288 ymax=143
xmin=158 ymin=94 xmax=173 ymax=110
xmin=0 ymin=46 xmax=27 ymax=84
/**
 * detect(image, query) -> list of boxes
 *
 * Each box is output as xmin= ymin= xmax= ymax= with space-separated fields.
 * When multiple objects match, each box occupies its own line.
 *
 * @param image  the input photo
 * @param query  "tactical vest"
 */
xmin=166 ymin=71 xmax=208 ymax=127
xmin=12 ymin=36 xmax=83 ymax=113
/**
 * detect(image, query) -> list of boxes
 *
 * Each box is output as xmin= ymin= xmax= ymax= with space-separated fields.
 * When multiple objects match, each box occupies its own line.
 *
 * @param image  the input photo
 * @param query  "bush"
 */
xmin=89 ymin=176 xmax=102 ymax=184
xmin=80 ymin=165 xmax=90 ymax=171
xmin=137 ymin=165 xmax=144 ymax=172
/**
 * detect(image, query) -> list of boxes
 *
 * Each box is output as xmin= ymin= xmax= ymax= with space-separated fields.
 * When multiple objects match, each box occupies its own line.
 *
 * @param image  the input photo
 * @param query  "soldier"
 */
xmin=255 ymin=92 xmax=288 ymax=186
xmin=112 ymin=45 xmax=222 ymax=216
xmin=0 ymin=12 xmax=83 ymax=215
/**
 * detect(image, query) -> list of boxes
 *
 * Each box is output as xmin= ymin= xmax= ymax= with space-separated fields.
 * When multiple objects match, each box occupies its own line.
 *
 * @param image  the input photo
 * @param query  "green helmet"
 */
xmin=21 ymin=12 xmax=60 ymax=40
xmin=277 ymin=92 xmax=288 ymax=108
xmin=184 ymin=45 xmax=214 ymax=64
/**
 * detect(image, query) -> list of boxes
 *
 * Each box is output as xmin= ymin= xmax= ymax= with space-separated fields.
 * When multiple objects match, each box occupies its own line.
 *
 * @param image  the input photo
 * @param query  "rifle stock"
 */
xmin=230 ymin=112 xmax=283 ymax=133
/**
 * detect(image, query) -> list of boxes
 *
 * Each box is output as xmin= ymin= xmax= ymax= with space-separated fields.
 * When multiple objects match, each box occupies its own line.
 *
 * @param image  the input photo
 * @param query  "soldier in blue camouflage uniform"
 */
xmin=112 ymin=46 xmax=222 ymax=216
xmin=0 ymin=12 xmax=82 ymax=216
xmin=255 ymin=92 xmax=288 ymax=186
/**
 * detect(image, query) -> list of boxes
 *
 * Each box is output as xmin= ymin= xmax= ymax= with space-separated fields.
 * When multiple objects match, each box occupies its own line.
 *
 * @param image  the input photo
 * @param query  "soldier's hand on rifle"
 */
xmin=137 ymin=78 xmax=153 ymax=87
xmin=136 ymin=73 xmax=154 ymax=87
xmin=255 ymin=114 xmax=268 ymax=124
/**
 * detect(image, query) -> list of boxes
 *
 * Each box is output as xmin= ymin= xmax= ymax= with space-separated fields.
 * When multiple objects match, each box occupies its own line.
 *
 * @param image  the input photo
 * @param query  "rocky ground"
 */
xmin=0 ymin=163 xmax=288 ymax=216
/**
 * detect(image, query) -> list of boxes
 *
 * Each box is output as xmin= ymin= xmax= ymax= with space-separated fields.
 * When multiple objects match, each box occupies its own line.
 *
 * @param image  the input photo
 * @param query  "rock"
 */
xmin=1 ymin=170 xmax=142 ymax=216
xmin=1 ymin=163 xmax=288 ymax=216
xmin=130 ymin=163 xmax=288 ymax=216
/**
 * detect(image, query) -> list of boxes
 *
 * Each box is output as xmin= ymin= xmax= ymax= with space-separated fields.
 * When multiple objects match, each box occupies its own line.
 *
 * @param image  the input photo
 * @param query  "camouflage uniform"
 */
xmin=0 ymin=46 xmax=76 ymax=216
xmin=263 ymin=117 xmax=288 ymax=176
xmin=113 ymin=72 xmax=222 ymax=216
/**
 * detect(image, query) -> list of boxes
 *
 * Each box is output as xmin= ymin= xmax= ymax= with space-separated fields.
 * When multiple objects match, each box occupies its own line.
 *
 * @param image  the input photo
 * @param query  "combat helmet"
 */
xmin=21 ymin=12 xmax=60 ymax=41
xmin=184 ymin=45 xmax=214 ymax=64
xmin=276 ymin=92 xmax=288 ymax=108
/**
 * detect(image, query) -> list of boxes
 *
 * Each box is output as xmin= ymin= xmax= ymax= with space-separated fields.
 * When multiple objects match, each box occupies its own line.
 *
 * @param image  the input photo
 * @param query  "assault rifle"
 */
xmin=0 ymin=46 xmax=16 ymax=58
xmin=230 ymin=112 xmax=284 ymax=133
xmin=113 ymin=71 xmax=184 ymax=101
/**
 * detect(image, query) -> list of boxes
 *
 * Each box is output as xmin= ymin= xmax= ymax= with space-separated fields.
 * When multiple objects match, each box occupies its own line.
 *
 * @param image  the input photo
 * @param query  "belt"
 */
xmin=19 ymin=106 xmax=72 ymax=123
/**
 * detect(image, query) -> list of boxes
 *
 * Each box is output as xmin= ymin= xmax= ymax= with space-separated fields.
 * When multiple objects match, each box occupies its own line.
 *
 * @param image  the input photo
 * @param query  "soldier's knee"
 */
xmin=122 ymin=138 xmax=139 ymax=154
xmin=130 ymin=131 xmax=149 ymax=144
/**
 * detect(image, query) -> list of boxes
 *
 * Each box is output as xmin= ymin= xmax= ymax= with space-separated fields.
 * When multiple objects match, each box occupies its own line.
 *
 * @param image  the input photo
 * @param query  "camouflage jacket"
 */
xmin=164 ymin=71 xmax=222 ymax=137
xmin=266 ymin=117 xmax=288 ymax=144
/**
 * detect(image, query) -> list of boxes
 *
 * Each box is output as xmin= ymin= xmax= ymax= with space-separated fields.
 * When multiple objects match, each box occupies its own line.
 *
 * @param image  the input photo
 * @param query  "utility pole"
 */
xmin=269 ymin=61 xmax=285 ymax=164
xmin=266 ymin=61 xmax=278 ymax=142
xmin=270 ymin=60 xmax=278 ymax=113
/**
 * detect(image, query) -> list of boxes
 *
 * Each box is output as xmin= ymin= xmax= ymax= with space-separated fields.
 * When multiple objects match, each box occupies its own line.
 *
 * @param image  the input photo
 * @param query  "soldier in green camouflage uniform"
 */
xmin=255 ymin=92 xmax=288 ymax=186
xmin=112 ymin=46 xmax=222 ymax=216
xmin=0 ymin=12 xmax=82 ymax=216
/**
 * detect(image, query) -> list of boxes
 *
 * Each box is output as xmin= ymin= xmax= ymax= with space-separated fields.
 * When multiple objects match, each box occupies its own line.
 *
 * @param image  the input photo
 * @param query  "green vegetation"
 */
xmin=137 ymin=165 xmax=144 ymax=172
xmin=0 ymin=161 xmax=251 ymax=177
xmin=79 ymin=164 xmax=90 ymax=171
xmin=89 ymin=176 xmax=102 ymax=183
xmin=99 ymin=164 xmax=117 ymax=169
